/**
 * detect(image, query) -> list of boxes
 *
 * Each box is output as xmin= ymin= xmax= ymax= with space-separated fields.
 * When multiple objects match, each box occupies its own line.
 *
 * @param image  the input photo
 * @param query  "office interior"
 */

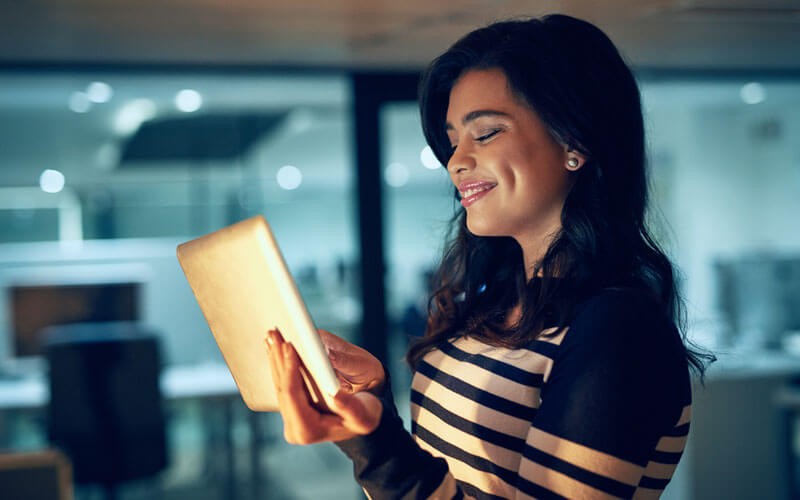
xmin=1 ymin=1 xmax=799 ymax=499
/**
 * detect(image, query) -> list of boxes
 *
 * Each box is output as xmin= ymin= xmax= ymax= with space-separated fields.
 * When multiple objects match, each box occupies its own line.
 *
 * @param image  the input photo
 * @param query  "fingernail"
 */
xmin=266 ymin=330 xmax=275 ymax=345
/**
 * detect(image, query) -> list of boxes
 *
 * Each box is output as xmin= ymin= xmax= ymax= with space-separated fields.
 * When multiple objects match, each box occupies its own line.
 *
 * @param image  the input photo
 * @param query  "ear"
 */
xmin=564 ymin=148 xmax=588 ymax=172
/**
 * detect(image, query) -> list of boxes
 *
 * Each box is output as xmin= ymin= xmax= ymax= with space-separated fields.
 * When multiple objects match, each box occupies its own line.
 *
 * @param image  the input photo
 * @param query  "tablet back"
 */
xmin=176 ymin=215 xmax=338 ymax=411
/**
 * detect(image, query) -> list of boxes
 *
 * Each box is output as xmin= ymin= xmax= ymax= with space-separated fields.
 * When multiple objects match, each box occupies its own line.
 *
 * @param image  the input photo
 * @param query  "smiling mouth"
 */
xmin=459 ymin=184 xmax=496 ymax=208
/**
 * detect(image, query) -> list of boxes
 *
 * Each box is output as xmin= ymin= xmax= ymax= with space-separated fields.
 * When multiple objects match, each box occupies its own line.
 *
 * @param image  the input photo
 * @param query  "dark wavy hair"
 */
xmin=407 ymin=14 xmax=713 ymax=376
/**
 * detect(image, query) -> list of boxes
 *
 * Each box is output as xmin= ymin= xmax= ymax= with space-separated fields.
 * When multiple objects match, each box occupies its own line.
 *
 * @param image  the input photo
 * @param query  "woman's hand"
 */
xmin=319 ymin=329 xmax=386 ymax=395
xmin=266 ymin=329 xmax=382 ymax=444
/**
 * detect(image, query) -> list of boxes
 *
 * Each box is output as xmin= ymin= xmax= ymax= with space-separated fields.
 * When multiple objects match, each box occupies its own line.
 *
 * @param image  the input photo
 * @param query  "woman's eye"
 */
xmin=476 ymin=129 xmax=501 ymax=142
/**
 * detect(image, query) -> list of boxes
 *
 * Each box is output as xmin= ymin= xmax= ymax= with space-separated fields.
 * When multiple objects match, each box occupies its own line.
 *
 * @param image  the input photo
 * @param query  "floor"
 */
xmin=2 ymin=398 xmax=363 ymax=500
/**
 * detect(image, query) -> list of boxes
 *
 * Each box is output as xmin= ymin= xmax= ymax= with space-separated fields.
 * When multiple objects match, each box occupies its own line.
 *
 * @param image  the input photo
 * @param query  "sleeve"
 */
xmin=335 ymin=371 xmax=461 ymax=500
xmin=516 ymin=290 xmax=691 ymax=499
xmin=336 ymin=290 xmax=691 ymax=500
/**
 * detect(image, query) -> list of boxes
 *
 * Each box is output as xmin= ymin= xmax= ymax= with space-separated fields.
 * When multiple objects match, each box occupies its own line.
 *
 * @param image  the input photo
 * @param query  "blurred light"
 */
xmin=39 ymin=169 xmax=65 ymax=193
xmin=95 ymin=143 xmax=120 ymax=170
xmin=740 ymin=82 xmax=766 ymax=105
xmin=384 ymin=162 xmax=409 ymax=188
xmin=86 ymin=82 xmax=113 ymax=103
xmin=277 ymin=165 xmax=302 ymax=190
xmin=420 ymin=146 xmax=441 ymax=170
xmin=69 ymin=92 xmax=92 ymax=113
xmin=114 ymin=98 xmax=157 ymax=135
xmin=335 ymin=296 xmax=361 ymax=323
xmin=286 ymin=108 xmax=314 ymax=134
xmin=175 ymin=89 xmax=203 ymax=112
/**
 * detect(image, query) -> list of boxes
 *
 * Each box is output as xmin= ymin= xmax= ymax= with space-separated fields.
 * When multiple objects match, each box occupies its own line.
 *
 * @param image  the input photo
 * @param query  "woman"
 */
xmin=266 ymin=14 xmax=711 ymax=499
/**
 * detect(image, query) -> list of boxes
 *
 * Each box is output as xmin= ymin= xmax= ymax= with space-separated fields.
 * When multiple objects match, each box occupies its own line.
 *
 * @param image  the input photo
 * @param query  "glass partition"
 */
xmin=379 ymin=76 xmax=800 ymax=376
xmin=0 ymin=71 xmax=361 ymax=499
xmin=379 ymin=102 xmax=452 ymax=416
xmin=640 ymin=78 xmax=800 ymax=352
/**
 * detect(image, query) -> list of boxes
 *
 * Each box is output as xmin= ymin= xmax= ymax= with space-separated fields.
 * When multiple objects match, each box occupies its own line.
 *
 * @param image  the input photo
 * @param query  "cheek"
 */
xmin=517 ymin=149 xmax=568 ymax=190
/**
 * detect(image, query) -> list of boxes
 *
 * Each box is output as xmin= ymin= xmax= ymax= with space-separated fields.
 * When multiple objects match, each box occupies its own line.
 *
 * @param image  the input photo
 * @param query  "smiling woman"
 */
xmin=444 ymin=69 xmax=582 ymax=272
xmin=265 ymin=13 xmax=714 ymax=500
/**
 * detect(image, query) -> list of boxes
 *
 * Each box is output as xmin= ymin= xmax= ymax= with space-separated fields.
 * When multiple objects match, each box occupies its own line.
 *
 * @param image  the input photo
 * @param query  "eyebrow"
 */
xmin=445 ymin=109 xmax=511 ymax=131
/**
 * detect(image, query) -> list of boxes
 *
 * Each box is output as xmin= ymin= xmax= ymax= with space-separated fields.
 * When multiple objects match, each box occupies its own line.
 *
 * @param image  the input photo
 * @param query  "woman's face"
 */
xmin=445 ymin=69 xmax=580 ymax=250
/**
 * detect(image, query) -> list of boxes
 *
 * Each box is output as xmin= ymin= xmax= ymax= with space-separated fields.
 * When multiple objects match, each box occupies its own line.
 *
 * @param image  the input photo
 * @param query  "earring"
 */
xmin=567 ymin=157 xmax=580 ymax=169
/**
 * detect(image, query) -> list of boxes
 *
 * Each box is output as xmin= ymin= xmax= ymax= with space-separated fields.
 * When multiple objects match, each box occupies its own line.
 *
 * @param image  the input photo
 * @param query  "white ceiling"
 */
xmin=1 ymin=0 xmax=800 ymax=195
xmin=0 ymin=73 xmax=352 ymax=187
xmin=1 ymin=0 xmax=799 ymax=69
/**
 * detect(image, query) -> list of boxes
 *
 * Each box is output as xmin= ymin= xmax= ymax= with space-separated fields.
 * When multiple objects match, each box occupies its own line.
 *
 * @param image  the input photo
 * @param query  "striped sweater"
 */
xmin=338 ymin=289 xmax=692 ymax=499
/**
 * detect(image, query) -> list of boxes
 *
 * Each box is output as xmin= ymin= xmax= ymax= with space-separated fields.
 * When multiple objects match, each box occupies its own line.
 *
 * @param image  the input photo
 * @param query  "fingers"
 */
xmin=277 ymin=341 xmax=334 ymax=443
xmin=280 ymin=342 xmax=313 ymax=406
xmin=319 ymin=330 xmax=360 ymax=390
xmin=266 ymin=329 xmax=314 ymax=430
xmin=266 ymin=329 xmax=377 ymax=444
xmin=334 ymin=370 xmax=355 ymax=393
xmin=332 ymin=391 xmax=383 ymax=435
xmin=320 ymin=330 xmax=352 ymax=364
xmin=266 ymin=329 xmax=284 ymax=389
xmin=318 ymin=329 xmax=347 ymax=350
xmin=328 ymin=345 xmax=357 ymax=371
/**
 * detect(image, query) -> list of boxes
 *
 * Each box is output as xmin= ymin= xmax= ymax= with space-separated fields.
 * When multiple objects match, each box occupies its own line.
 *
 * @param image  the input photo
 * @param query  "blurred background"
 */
xmin=0 ymin=1 xmax=799 ymax=499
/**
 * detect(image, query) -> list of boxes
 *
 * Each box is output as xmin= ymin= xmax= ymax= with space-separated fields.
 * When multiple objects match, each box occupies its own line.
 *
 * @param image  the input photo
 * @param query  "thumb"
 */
xmin=319 ymin=329 xmax=348 ymax=351
xmin=328 ymin=346 xmax=360 ymax=372
xmin=332 ymin=391 xmax=382 ymax=435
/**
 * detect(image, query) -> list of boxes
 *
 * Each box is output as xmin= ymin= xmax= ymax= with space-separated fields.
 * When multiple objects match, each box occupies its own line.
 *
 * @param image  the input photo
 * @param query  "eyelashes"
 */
xmin=448 ymin=128 xmax=503 ymax=153
xmin=476 ymin=129 xmax=501 ymax=142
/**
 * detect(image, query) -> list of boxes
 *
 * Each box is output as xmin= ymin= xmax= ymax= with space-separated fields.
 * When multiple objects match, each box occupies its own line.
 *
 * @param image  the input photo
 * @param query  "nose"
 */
xmin=446 ymin=142 xmax=474 ymax=175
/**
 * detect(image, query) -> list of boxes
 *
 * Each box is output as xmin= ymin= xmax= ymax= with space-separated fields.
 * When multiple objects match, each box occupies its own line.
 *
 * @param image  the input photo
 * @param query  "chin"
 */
xmin=465 ymin=215 xmax=503 ymax=238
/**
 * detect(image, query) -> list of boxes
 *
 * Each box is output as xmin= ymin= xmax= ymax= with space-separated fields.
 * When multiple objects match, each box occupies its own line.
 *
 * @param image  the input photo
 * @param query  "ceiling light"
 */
xmin=69 ymin=92 xmax=91 ymax=113
xmin=277 ymin=165 xmax=302 ymax=190
xmin=740 ymin=82 xmax=766 ymax=105
xmin=87 ymin=81 xmax=113 ymax=103
xmin=40 ymin=169 xmax=65 ymax=193
xmin=113 ymin=98 xmax=157 ymax=135
xmin=420 ymin=146 xmax=441 ymax=170
xmin=175 ymin=89 xmax=203 ymax=112
xmin=385 ymin=162 xmax=409 ymax=188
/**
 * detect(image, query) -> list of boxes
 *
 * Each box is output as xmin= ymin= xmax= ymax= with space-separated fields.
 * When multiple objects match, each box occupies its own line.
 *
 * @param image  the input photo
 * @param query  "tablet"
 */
xmin=176 ymin=215 xmax=339 ymax=412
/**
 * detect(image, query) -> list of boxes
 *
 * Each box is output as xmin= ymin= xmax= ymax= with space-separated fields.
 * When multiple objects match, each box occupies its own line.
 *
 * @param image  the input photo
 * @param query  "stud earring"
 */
xmin=567 ymin=157 xmax=580 ymax=169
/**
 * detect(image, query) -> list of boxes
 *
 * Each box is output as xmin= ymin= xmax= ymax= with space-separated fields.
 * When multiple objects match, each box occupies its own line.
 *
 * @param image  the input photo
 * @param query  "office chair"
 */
xmin=44 ymin=322 xmax=168 ymax=500
xmin=0 ymin=449 xmax=73 ymax=500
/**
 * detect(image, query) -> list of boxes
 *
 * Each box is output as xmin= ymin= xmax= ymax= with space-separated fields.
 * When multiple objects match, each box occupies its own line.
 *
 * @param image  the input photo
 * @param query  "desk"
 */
xmin=0 ymin=363 xmax=265 ymax=500
xmin=665 ymin=351 xmax=800 ymax=500
xmin=0 ymin=363 xmax=239 ymax=410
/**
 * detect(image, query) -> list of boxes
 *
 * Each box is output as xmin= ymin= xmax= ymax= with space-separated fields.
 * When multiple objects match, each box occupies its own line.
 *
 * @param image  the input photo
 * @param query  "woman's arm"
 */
xmin=266 ymin=290 xmax=691 ymax=499
xmin=335 ymin=389 xmax=460 ymax=499
xmin=266 ymin=328 xmax=458 ymax=498
xmin=339 ymin=291 xmax=691 ymax=499
xmin=513 ymin=291 xmax=691 ymax=498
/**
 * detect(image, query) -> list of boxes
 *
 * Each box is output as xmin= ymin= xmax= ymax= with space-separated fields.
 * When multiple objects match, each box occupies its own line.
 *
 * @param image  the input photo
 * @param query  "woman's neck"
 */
xmin=518 ymin=231 xmax=560 ymax=281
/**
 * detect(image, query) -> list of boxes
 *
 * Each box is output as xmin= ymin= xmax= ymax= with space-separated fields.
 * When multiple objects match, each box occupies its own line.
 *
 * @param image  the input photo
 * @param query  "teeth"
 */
xmin=461 ymin=184 xmax=494 ymax=198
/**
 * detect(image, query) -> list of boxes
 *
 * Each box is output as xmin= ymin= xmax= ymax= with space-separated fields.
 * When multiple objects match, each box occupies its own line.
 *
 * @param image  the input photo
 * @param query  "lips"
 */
xmin=458 ymin=180 xmax=497 ymax=208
